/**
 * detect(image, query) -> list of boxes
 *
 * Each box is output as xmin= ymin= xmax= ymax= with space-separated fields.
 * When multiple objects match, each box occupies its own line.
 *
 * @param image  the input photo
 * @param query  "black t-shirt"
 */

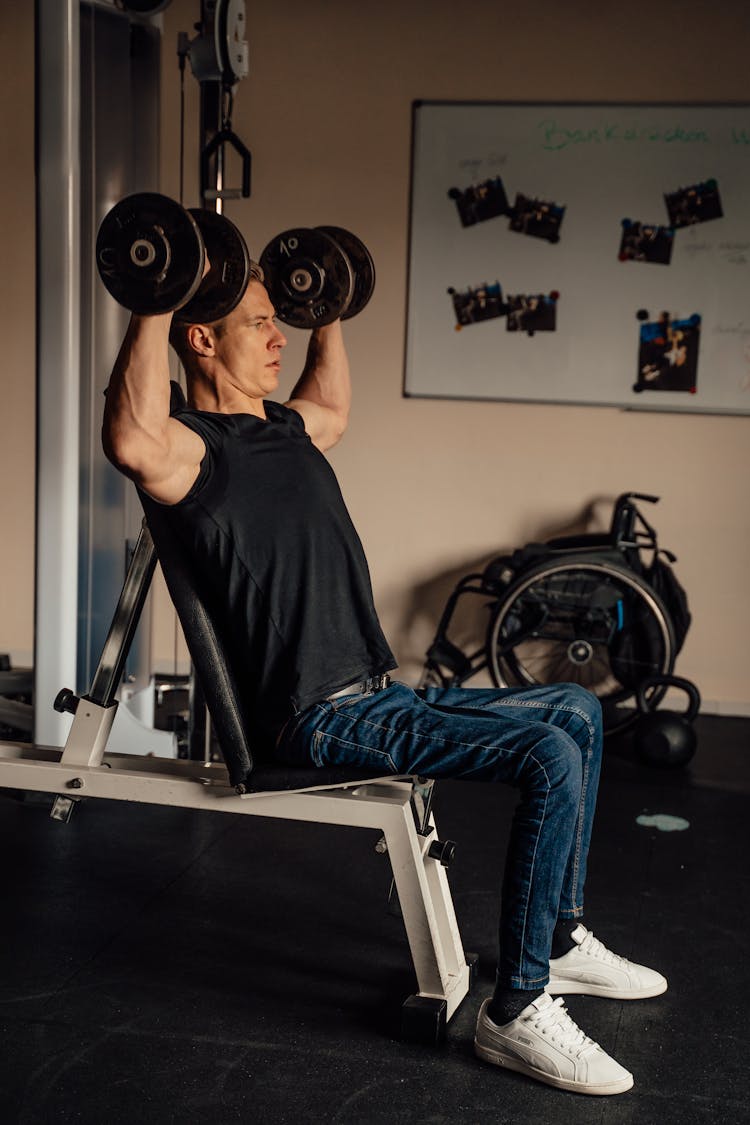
xmin=140 ymin=399 xmax=395 ymax=747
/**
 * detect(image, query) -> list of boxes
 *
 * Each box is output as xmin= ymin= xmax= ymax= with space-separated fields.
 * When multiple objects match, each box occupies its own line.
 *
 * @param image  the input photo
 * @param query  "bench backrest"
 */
xmin=143 ymin=511 xmax=255 ymax=788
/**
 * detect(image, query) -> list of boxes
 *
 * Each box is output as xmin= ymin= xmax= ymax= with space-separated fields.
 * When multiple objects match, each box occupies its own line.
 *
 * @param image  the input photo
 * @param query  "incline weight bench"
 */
xmin=0 ymin=515 xmax=473 ymax=1043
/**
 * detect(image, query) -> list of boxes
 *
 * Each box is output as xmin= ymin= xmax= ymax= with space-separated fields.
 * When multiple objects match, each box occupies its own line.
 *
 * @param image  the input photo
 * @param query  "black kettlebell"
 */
xmin=634 ymin=675 xmax=700 ymax=768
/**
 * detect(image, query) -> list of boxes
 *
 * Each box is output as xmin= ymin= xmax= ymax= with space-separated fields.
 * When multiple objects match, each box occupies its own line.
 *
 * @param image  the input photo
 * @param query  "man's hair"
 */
xmin=168 ymin=259 xmax=265 ymax=365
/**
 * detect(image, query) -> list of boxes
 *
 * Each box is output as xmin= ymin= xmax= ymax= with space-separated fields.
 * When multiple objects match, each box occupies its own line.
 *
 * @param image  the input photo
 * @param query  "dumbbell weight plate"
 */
xmin=316 ymin=227 xmax=375 ymax=320
xmin=259 ymin=228 xmax=354 ymax=328
xmin=175 ymin=208 xmax=252 ymax=324
xmin=96 ymin=192 xmax=204 ymax=315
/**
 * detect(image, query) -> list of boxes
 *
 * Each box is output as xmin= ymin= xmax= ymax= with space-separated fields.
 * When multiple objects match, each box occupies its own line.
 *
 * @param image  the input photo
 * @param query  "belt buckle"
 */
xmin=328 ymin=673 xmax=390 ymax=703
xmin=368 ymin=673 xmax=390 ymax=693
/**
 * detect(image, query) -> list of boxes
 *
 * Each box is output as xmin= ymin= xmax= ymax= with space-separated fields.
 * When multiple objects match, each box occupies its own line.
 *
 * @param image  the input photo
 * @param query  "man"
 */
xmin=103 ymin=264 xmax=666 ymax=1098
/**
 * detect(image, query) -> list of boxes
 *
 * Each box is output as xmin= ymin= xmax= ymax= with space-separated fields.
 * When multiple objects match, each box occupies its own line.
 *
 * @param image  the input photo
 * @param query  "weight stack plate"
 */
xmin=96 ymin=192 xmax=204 ymax=315
xmin=176 ymin=209 xmax=252 ymax=324
xmin=259 ymin=228 xmax=354 ymax=328
xmin=316 ymin=226 xmax=375 ymax=320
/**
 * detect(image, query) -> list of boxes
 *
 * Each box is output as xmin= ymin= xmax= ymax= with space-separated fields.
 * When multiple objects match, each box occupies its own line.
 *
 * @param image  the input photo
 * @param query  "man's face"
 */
xmin=211 ymin=281 xmax=287 ymax=398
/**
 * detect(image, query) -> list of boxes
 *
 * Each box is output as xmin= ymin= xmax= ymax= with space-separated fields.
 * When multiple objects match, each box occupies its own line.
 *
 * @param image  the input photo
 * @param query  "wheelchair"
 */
xmin=422 ymin=493 xmax=691 ymax=734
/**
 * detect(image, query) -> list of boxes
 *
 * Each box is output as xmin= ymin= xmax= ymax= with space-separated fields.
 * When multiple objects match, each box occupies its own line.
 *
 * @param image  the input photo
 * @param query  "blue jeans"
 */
xmin=275 ymin=681 xmax=603 ymax=990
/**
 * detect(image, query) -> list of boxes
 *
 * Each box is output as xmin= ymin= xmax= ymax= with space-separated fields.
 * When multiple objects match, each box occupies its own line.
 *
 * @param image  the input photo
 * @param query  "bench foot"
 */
xmin=401 ymin=953 xmax=479 ymax=1045
xmin=401 ymin=994 xmax=447 ymax=1045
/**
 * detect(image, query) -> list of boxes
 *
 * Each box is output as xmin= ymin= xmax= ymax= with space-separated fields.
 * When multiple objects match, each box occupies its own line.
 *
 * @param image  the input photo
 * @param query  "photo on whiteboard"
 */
xmin=508 ymin=194 xmax=565 ymax=243
xmin=506 ymin=293 xmax=558 ymax=336
xmin=664 ymin=179 xmax=723 ymax=229
xmin=618 ymin=220 xmax=674 ymax=265
xmin=634 ymin=311 xmax=701 ymax=394
xmin=447 ymin=177 xmax=511 ymax=227
xmin=447 ymin=281 xmax=509 ymax=328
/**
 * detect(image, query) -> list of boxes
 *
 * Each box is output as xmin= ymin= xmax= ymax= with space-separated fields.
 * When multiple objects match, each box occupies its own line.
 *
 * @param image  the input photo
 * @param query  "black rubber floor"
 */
xmin=1 ymin=714 xmax=747 ymax=1124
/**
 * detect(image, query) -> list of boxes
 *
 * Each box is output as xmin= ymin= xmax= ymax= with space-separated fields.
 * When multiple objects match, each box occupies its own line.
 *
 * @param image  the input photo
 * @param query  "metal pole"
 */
xmin=34 ymin=0 xmax=81 ymax=746
xmin=200 ymin=80 xmax=223 ymax=212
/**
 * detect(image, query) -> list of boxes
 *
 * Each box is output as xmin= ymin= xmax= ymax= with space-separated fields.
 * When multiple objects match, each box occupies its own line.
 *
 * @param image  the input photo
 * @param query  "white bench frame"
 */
xmin=0 ymin=522 xmax=472 ymax=1037
xmin=0 ymin=723 xmax=470 ymax=1026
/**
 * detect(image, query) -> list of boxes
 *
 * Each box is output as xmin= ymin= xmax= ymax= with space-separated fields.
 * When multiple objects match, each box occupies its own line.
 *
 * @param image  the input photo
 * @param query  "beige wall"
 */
xmin=0 ymin=4 xmax=36 ymax=669
xmin=3 ymin=0 xmax=749 ymax=712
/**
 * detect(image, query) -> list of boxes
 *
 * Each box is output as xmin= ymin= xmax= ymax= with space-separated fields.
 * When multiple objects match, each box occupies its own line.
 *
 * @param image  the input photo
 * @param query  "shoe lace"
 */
xmin=527 ymin=998 xmax=599 ymax=1058
xmin=579 ymin=929 xmax=629 ymax=967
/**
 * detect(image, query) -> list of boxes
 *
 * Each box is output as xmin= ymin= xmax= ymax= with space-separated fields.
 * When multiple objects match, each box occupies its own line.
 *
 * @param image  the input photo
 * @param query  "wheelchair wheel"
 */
xmin=486 ymin=556 xmax=676 ymax=733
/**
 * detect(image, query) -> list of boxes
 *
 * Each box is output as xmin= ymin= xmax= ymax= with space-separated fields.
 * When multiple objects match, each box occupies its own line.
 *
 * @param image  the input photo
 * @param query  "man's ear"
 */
xmin=186 ymin=323 xmax=216 ymax=357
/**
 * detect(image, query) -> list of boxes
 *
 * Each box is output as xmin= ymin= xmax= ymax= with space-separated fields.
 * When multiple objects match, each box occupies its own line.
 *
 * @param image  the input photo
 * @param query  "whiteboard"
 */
xmin=405 ymin=102 xmax=750 ymax=414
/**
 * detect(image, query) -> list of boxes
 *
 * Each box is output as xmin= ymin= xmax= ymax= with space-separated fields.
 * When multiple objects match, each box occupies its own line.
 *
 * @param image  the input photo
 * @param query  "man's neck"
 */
xmin=187 ymin=376 xmax=268 ymax=419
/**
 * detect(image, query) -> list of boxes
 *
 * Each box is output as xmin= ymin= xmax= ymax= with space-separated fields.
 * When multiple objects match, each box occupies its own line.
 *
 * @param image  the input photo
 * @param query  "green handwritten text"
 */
xmin=539 ymin=120 xmax=710 ymax=151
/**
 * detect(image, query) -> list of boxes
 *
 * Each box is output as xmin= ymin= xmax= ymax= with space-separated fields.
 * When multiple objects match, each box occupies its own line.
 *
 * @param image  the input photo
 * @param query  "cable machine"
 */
xmin=178 ymin=0 xmax=251 ymax=211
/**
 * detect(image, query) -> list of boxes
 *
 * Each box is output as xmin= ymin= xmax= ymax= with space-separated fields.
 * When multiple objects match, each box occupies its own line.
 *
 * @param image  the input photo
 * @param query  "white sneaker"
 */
xmin=474 ymin=993 xmax=633 ymax=1096
xmin=547 ymin=925 xmax=668 ymax=999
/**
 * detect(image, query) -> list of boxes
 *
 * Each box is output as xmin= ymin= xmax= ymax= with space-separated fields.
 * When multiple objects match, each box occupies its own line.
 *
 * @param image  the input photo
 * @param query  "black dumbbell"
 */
xmin=316 ymin=226 xmax=376 ymax=322
xmin=259 ymin=225 xmax=375 ymax=328
xmin=97 ymin=193 xmax=376 ymax=330
xmin=96 ymin=192 xmax=251 ymax=322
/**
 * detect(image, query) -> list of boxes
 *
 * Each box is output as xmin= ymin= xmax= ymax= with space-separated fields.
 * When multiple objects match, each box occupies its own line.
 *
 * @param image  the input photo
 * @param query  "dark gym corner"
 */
xmin=1 ymin=1 xmax=749 ymax=1123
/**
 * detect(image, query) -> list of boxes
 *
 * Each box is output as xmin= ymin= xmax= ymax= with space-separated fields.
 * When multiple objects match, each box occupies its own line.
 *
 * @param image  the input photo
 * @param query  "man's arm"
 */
xmin=285 ymin=320 xmax=350 ymax=451
xmin=102 ymin=313 xmax=206 ymax=505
